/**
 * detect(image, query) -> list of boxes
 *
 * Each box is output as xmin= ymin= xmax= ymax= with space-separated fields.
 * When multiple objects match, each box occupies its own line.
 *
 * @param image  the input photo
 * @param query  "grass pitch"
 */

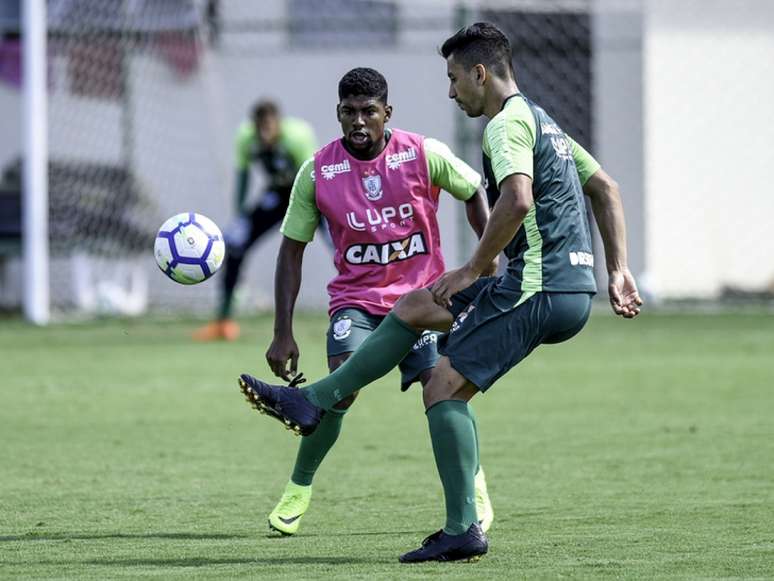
xmin=1 ymin=309 xmax=773 ymax=579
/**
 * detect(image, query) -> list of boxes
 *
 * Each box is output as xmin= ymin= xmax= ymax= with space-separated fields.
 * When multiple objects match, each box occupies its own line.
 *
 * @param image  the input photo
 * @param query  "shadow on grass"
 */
xmin=1 ymin=530 xmax=425 ymax=543
xmin=271 ymin=530 xmax=425 ymax=539
xmin=83 ymin=556 xmax=392 ymax=567
xmin=0 ymin=532 xmax=249 ymax=542
xmin=3 ymin=556 xmax=394 ymax=568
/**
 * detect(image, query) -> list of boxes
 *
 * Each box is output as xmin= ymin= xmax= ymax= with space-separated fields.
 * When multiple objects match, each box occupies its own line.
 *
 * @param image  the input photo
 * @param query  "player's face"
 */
xmin=337 ymin=96 xmax=392 ymax=157
xmin=256 ymin=114 xmax=281 ymax=147
xmin=446 ymin=56 xmax=485 ymax=118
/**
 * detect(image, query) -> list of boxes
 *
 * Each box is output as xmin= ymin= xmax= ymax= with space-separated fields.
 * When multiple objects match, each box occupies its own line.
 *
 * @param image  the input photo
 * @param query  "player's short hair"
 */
xmin=440 ymin=22 xmax=513 ymax=79
xmin=338 ymin=68 xmax=388 ymax=104
xmin=252 ymin=100 xmax=280 ymax=122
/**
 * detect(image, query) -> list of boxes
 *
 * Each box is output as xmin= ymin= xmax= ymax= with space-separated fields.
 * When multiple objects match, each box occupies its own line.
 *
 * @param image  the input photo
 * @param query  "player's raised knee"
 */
xmin=394 ymin=289 xmax=435 ymax=326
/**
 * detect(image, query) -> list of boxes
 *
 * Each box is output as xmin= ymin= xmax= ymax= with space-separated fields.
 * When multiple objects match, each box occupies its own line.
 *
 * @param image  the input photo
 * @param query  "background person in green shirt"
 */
xmin=194 ymin=100 xmax=318 ymax=341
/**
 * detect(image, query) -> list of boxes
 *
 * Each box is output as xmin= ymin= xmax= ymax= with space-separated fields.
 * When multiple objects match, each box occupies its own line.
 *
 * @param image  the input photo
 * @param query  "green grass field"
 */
xmin=1 ymin=310 xmax=773 ymax=579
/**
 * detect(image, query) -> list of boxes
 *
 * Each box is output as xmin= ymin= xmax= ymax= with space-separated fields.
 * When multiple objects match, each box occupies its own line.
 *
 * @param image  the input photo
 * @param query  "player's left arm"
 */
xmin=424 ymin=138 xmax=496 ymax=275
xmin=567 ymin=135 xmax=642 ymax=317
xmin=583 ymin=168 xmax=642 ymax=318
xmin=568 ymin=136 xmax=600 ymax=186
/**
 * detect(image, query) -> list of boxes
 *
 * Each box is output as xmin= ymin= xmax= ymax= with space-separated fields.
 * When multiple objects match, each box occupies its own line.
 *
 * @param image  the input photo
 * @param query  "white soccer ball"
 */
xmin=154 ymin=212 xmax=225 ymax=285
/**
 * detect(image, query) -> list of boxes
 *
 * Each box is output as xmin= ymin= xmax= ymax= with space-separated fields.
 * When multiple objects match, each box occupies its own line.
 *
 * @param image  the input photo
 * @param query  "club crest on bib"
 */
xmin=332 ymin=317 xmax=352 ymax=341
xmin=362 ymin=170 xmax=383 ymax=201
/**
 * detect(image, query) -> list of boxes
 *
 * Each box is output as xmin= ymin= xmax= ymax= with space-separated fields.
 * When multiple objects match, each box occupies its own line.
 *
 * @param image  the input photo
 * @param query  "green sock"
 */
xmin=218 ymin=290 xmax=234 ymax=320
xmin=427 ymin=400 xmax=479 ymax=535
xmin=469 ymin=404 xmax=481 ymax=474
xmin=305 ymin=313 xmax=420 ymax=410
xmin=290 ymin=411 xmax=344 ymax=486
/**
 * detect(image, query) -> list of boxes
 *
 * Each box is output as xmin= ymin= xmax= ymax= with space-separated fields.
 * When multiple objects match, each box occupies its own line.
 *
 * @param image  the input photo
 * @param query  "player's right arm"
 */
xmin=266 ymin=158 xmax=320 ymax=380
xmin=234 ymin=122 xmax=254 ymax=214
xmin=424 ymin=138 xmax=497 ymax=275
xmin=432 ymin=108 xmax=535 ymax=305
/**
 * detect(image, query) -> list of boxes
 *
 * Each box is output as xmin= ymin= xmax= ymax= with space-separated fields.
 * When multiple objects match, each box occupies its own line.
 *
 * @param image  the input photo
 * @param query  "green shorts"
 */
xmin=327 ymin=308 xmax=441 ymax=389
xmin=439 ymin=277 xmax=593 ymax=392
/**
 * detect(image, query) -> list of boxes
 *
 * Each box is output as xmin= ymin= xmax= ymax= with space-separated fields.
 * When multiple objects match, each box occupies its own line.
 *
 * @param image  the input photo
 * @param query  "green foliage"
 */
xmin=1 ymin=311 xmax=773 ymax=579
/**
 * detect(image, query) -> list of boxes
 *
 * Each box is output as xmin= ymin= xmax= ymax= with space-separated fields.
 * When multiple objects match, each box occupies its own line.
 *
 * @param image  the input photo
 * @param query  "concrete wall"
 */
xmin=592 ymin=0 xmax=645 ymax=291
xmin=644 ymin=0 xmax=774 ymax=297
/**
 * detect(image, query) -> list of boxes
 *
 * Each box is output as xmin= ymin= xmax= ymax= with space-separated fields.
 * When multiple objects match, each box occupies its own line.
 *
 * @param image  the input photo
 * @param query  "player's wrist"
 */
xmin=273 ymin=321 xmax=294 ymax=337
xmin=463 ymin=261 xmax=484 ymax=278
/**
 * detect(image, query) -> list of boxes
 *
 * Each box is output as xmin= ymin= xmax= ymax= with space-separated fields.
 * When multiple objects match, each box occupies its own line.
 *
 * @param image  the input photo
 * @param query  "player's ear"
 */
xmin=383 ymin=104 xmax=393 ymax=123
xmin=336 ymin=103 xmax=342 ymax=122
xmin=474 ymin=64 xmax=487 ymax=86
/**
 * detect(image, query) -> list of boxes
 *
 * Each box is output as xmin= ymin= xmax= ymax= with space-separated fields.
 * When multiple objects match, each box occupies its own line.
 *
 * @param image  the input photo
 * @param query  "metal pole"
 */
xmin=453 ymin=3 xmax=474 ymax=265
xmin=22 ymin=0 xmax=49 ymax=324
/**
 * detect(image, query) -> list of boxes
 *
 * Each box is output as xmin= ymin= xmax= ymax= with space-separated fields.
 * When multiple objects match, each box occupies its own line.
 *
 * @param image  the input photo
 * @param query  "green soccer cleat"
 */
xmin=268 ymin=481 xmax=312 ymax=535
xmin=475 ymin=467 xmax=494 ymax=533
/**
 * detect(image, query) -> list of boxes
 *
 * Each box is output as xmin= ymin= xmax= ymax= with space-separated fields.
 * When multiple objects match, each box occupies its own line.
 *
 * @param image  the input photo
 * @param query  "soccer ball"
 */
xmin=154 ymin=212 xmax=225 ymax=285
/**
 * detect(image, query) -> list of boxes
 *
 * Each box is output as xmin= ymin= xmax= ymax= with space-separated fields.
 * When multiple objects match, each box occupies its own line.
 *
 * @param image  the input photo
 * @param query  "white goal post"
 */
xmin=22 ymin=0 xmax=49 ymax=325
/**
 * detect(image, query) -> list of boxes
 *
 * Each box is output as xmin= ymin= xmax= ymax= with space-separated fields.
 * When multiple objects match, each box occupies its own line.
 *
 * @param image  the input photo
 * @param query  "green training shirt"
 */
xmin=235 ymin=117 xmax=317 ymax=192
xmin=280 ymin=133 xmax=482 ymax=243
xmin=482 ymin=94 xmax=599 ymax=294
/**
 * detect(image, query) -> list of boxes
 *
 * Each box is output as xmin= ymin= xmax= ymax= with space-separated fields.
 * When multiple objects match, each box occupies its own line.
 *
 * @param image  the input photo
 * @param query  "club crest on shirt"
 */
xmin=362 ymin=171 xmax=383 ymax=201
xmin=332 ymin=317 xmax=352 ymax=341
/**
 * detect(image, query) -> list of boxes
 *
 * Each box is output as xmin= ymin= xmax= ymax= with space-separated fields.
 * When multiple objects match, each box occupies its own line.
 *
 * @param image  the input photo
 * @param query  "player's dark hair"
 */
xmin=252 ymin=100 xmax=279 ymax=121
xmin=440 ymin=22 xmax=513 ymax=79
xmin=338 ymin=67 xmax=388 ymax=104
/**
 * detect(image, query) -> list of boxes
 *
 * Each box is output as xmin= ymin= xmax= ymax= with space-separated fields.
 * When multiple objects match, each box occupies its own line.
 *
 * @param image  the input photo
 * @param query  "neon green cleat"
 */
xmin=475 ymin=467 xmax=494 ymax=533
xmin=268 ymin=481 xmax=312 ymax=535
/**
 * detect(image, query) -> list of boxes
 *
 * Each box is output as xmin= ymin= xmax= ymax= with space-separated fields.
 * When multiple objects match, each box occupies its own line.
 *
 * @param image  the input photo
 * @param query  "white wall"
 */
xmin=593 ymin=0 xmax=645 ymax=290
xmin=644 ymin=0 xmax=774 ymax=298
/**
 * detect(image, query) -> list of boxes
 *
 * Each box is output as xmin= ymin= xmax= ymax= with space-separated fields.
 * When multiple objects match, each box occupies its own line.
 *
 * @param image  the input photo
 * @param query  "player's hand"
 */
xmin=481 ymin=255 xmax=499 ymax=277
xmin=608 ymin=268 xmax=643 ymax=318
xmin=265 ymin=334 xmax=300 ymax=381
xmin=431 ymin=264 xmax=479 ymax=307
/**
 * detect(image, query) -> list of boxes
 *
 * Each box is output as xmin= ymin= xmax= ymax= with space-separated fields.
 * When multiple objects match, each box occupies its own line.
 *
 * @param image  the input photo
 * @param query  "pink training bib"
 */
xmin=314 ymin=129 xmax=445 ymax=316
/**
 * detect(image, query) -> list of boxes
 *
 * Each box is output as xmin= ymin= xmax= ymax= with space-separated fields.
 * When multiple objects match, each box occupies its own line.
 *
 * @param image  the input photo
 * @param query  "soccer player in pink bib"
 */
xmin=260 ymin=68 xmax=495 ymax=536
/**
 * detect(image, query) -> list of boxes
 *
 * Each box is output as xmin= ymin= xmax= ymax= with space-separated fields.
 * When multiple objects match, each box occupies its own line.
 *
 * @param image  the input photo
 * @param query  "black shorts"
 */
xmin=327 ymin=308 xmax=440 ymax=389
xmin=438 ymin=277 xmax=593 ymax=392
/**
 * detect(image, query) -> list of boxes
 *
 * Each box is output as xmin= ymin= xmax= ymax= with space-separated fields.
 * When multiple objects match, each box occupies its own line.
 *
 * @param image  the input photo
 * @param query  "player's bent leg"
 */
xmin=238 ymin=373 xmax=323 ymax=436
xmin=393 ymin=289 xmax=454 ymax=333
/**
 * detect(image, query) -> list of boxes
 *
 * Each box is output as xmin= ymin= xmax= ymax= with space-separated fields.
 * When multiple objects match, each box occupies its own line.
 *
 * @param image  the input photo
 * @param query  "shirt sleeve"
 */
xmin=568 ymin=137 xmax=601 ymax=185
xmin=235 ymin=122 xmax=255 ymax=171
xmin=280 ymin=157 xmax=320 ymax=243
xmin=483 ymin=105 xmax=536 ymax=186
xmin=424 ymin=138 xmax=481 ymax=201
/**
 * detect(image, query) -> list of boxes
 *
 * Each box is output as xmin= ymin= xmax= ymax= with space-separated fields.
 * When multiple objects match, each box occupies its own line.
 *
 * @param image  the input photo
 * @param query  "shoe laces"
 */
xmin=278 ymin=491 xmax=306 ymax=514
xmin=288 ymin=373 xmax=306 ymax=388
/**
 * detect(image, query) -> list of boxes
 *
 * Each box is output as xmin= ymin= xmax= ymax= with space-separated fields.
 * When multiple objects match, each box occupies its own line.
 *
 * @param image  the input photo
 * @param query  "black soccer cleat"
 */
xmin=238 ymin=373 xmax=323 ymax=437
xmin=398 ymin=523 xmax=488 ymax=563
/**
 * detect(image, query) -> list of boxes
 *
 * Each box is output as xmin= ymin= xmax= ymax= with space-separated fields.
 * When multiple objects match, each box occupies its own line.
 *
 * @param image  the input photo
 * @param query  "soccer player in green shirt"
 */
xmin=194 ymin=100 xmax=317 ymax=341
xmin=238 ymin=23 xmax=642 ymax=562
